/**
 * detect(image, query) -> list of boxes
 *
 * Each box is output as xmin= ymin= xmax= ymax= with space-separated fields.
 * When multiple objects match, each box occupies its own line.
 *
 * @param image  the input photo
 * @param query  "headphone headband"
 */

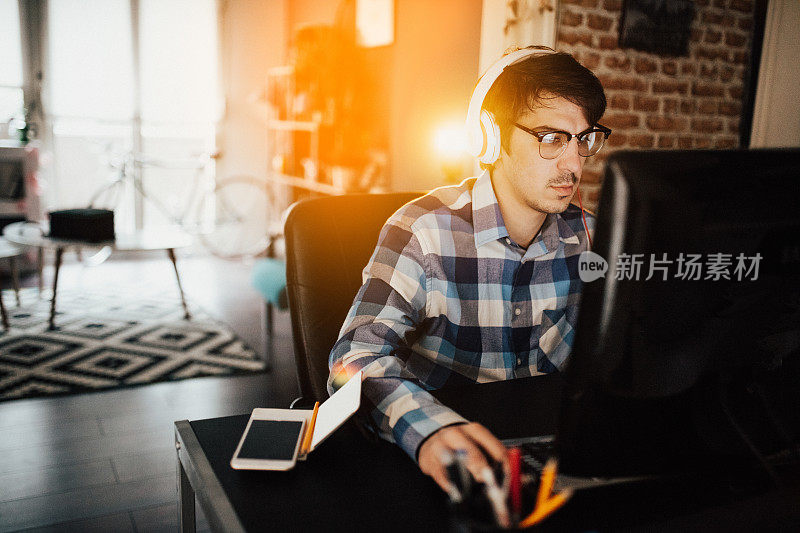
xmin=466 ymin=47 xmax=556 ymax=163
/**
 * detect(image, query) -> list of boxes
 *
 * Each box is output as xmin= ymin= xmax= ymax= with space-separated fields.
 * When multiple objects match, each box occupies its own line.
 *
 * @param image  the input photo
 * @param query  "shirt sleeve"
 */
xmin=328 ymin=218 xmax=467 ymax=460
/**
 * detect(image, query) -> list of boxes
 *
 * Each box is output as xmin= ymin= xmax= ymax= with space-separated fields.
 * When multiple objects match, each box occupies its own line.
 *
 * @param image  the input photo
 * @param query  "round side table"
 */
xmin=0 ymin=237 xmax=24 ymax=329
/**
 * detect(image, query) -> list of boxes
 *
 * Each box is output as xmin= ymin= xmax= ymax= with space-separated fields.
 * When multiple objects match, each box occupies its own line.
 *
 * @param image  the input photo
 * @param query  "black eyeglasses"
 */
xmin=513 ymin=123 xmax=612 ymax=159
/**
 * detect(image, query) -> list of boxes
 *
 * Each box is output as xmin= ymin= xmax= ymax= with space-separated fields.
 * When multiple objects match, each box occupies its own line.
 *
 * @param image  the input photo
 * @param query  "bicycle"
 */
xmin=88 ymin=150 xmax=278 ymax=259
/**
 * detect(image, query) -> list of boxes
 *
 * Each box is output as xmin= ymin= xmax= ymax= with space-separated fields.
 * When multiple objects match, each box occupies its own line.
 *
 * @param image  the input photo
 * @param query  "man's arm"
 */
xmin=328 ymin=217 xmax=508 ymax=487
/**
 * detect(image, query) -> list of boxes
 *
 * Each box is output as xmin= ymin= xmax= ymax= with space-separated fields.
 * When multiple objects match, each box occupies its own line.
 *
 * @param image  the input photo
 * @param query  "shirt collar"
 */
xmin=472 ymin=171 xmax=509 ymax=248
xmin=471 ymin=170 xmax=581 ymax=251
xmin=525 ymin=211 xmax=580 ymax=259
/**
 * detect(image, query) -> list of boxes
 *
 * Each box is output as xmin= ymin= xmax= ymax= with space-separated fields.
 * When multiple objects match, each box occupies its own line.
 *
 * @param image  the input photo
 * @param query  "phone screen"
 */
xmin=237 ymin=420 xmax=304 ymax=460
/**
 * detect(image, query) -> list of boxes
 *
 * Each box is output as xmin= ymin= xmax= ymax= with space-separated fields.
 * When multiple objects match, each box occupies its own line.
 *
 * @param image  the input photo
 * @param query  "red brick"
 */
xmin=695 ymin=137 xmax=713 ymax=149
xmin=603 ymin=0 xmax=622 ymax=10
xmin=658 ymin=135 xmax=677 ymax=148
xmin=608 ymin=132 xmax=628 ymax=147
xmin=700 ymin=63 xmax=719 ymax=79
xmin=702 ymin=11 xmax=723 ymax=25
xmin=720 ymin=66 xmax=736 ymax=82
xmin=696 ymin=46 xmax=729 ymax=61
xmin=584 ymin=187 xmax=601 ymax=206
xmin=678 ymin=136 xmax=694 ymax=149
xmin=704 ymin=29 xmax=722 ymax=44
xmin=730 ymin=0 xmax=753 ymax=13
xmin=729 ymin=86 xmax=743 ymax=99
xmin=727 ymin=119 xmax=740 ymax=134
xmin=696 ymin=0 xmax=710 ymax=5
xmin=562 ymin=10 xmax=584 ymax=27
xmin=652 ymin=80 xmax=689 ymax=94
xmin=609 ymin=94 xmax=631 ymax=111
xmin=661 ymin=61 xmax=677 ymax=76
xmin=680 ymin=100 xmax=697 ymax=114
xmin=581 ymin=52 xmax=600 ymax=69
xmin=719 ymin=101 xmax=742 ymax=116
xmin=561 ymin=0 xmax=599 ymax=6
xmin=587 ymin=13 xmax=614 ymax=31
xmin=646 ymin=116 xmax=686 ymax=132
xmin=604 ymin=55 xmax=631 ymax=72
xmin=698 ymin=100 xmax=719 ymax=115
xmin=681 ymin=62 xmax=697 ymax=76
xmin=598 ymin=35 xmax=618 ymax=49
xmin=633 ymin=95 xmax=659 ymax=112
xmin=722 ymin=13 xmax=736 ymax=27
xmin=604 ymin=113 xmax=640 ymax=129
xmin=732 ymin=51 xmax=749 ymax=64
xmin=715 ymin=137 xmax=739 ymax=149
xmin=691 ymin=118 xmax=724 ymax=133
xmin=712 ymin=0 xmax=725 ymax=7
xmin=593 ymin=151 xmax=611 ymax=164
xmin=738 ymin=17 xmax=753 ymax=30
xmin=580 ymin=168 xmax=603 ymax=185
xmin=692 ymin=82 xmax=725 ymax=97
xmin=558 ymin=30 xmax=593 ymax=47
xmin=662 ymin=98 xmax=678 ymax=114
xmin=690 ymin=28 xmax=703 ymax=42
xmin=725 ymin=31 xmax=747 ymax=47
xmin=634 ymin=58 xmax=658 ymax=75
xmin=597 ymin=75 xmax=648 ymax=91
xmin=629 ymin=134 xmax=655 ymax=148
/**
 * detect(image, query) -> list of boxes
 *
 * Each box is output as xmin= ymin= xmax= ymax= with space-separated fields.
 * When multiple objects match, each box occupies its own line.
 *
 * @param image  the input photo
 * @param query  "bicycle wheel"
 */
xmin=198 ymin=175 xmax=275 ymax=259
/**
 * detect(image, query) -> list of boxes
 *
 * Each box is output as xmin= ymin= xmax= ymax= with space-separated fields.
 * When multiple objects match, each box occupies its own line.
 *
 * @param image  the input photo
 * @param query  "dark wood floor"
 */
xmin=0 ymin=251 xmax=300 ymax=532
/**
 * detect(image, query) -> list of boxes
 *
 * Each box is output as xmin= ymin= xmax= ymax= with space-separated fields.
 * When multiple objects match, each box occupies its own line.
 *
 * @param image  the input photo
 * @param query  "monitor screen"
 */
xmin=558 ymin=148 xmax=800 ymax=476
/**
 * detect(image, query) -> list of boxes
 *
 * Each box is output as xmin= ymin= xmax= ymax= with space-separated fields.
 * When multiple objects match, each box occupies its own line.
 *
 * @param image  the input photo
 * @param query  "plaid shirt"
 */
xmin=329 ymin=171 xmax=593 ymax=460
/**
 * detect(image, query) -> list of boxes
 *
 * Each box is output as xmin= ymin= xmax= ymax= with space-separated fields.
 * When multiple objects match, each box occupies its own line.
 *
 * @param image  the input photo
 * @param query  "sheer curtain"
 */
xmin=0 ymin=0 xmax=25 ymax=132
xmin=46 ymin=0 xmax=220 ymax=232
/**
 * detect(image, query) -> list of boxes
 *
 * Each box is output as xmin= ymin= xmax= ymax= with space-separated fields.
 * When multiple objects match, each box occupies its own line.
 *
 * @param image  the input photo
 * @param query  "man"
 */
xmin=328 ymin=46 xmax=608 ymax=493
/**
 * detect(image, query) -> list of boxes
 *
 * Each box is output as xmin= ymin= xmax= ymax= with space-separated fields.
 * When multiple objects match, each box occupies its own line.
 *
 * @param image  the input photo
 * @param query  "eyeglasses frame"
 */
xmin=513 ymin=123 xmax=613 ymax=159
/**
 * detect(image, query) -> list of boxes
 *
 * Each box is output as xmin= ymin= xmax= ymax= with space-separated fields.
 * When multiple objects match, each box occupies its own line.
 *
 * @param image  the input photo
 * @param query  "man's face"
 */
xmin=492 ymin=96 xmax=591 ymax=215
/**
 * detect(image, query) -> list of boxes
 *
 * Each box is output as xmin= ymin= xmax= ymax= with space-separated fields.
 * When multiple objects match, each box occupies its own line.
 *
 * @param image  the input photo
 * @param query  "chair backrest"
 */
xmin=284 ymin=192 xmax=423 ymax=402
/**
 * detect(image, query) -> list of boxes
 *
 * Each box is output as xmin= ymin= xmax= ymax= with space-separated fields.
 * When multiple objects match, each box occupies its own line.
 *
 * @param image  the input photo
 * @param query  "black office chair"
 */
xmin=284 ymin=192 xmax=423 ymax=403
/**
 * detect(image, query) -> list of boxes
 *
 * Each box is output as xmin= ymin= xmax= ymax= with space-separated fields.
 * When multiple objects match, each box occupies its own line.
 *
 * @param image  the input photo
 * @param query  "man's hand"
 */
xmin=418 ymin=422 xmax=509 ymax=493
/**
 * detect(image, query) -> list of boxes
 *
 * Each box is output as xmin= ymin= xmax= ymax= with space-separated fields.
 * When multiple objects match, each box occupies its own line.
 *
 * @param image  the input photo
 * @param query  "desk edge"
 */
xmin=174 ymin=420 xmax=246 ymax=533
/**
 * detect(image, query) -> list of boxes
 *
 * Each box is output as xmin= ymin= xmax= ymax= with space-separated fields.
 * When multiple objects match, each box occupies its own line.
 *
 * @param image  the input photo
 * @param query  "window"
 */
xmin=0 ymin=0 xmax=24 ymax=128
xmin=45 ymin=0 xmax=220 ymax=231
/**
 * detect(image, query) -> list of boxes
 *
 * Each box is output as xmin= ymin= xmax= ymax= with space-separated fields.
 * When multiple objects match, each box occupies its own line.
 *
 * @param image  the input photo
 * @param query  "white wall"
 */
xmin=750 ymin=0 xmax=800 ymax=148
xmin=216 ymin=0 xmax=287 ymax=180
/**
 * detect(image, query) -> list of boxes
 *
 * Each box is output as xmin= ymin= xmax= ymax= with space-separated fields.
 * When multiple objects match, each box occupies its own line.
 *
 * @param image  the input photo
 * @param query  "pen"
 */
xmin=481 ymin=466 xmax=511 ymax=528
xmin=453 ymin=449 xmax=472 ymax=497
xmin=300 ymin=401 xmax=320 ymax=456
xmin=508 ymin=447 xmax=522 ymax=523
xmin=440 ymin=451 xmax=463 ymax=503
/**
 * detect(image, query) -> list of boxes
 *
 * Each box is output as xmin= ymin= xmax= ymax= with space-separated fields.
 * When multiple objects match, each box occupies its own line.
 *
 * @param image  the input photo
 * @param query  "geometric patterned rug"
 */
xmin=0 ymin=286 xmax=265 ymax=401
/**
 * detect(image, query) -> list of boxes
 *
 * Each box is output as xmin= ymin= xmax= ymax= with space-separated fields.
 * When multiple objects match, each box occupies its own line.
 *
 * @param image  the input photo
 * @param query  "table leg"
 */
xmin=49 ymin=247 xmax=64 ymax=330
xmin=0 ymin=285 xmax=8 ymax=330
xmin=9 ymin=256 xmax=21 ymax=306
xmin=37 ymin=247 xmax=44 ymax=294
xmin=178 ymin=454 xmax=197 ymax=533
xmin=168 ymin=248 xmax=191 ymax=320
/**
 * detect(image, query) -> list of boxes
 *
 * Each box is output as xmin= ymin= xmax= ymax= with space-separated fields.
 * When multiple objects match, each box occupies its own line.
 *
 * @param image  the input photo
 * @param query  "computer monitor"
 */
xmin=558 ymin=148 xmax=800 ymax=477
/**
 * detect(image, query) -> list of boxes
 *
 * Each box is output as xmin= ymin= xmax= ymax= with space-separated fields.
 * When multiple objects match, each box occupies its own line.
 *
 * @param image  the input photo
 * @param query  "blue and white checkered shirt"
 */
xmin=329 ymin=171 xmax=593 ymax=460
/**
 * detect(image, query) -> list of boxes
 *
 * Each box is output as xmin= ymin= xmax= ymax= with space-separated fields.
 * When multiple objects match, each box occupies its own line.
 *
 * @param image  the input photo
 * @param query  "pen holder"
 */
xmin=448 ymin=477 xmax=539 ymax=532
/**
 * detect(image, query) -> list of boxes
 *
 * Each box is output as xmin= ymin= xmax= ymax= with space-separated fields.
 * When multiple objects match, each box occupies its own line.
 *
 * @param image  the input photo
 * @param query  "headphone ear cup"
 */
xmin=479 ymin=110 xmax=501 ymax=165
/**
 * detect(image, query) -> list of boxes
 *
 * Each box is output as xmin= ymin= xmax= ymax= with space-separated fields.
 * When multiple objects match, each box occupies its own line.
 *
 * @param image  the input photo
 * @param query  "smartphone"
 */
xmin=230 ymin=408 xmax=308 ymax=470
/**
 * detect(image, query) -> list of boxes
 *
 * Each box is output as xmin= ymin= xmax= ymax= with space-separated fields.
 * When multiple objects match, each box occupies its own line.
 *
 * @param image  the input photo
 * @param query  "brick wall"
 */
xmin=556 ymin=0 xmax=756 ymax=207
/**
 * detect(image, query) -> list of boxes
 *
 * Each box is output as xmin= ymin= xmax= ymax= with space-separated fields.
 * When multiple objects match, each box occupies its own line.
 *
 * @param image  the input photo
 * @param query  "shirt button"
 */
xmin=514 ymin=308 xmax=521 ymax=316
xmin=505 ymin=238 xmax=512 ymax=245
xmin=517 ymin=357 xmax=522 ymax=364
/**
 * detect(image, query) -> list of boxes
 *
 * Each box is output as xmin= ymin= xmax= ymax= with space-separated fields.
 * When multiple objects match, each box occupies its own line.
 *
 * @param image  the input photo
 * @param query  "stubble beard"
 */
xmin=527 ymin=171 xmax=579 ymax=214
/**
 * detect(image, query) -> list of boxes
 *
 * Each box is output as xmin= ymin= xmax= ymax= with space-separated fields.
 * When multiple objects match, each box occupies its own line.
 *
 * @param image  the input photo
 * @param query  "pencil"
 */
xmin=300 ymin=401 xmax=320 ymax=455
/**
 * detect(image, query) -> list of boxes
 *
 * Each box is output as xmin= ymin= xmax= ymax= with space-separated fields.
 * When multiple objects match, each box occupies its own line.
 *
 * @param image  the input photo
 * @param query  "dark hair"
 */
xmin=481 ymin=46 xmax=606 ymax=168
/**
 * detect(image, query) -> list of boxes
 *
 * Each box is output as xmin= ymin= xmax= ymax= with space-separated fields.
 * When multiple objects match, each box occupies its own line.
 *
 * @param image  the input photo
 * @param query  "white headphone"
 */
xmin=466 ymin=47 xmax=556 ymax=165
